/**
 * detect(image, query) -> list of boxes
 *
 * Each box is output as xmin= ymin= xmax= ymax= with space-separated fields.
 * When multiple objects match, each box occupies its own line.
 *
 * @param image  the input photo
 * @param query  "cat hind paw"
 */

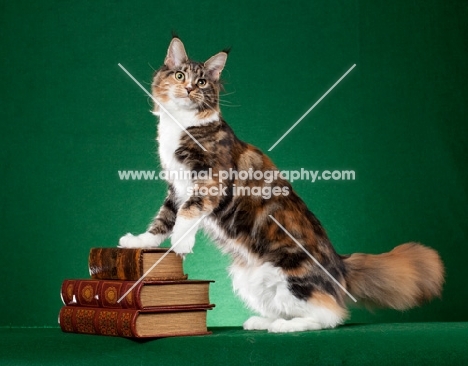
xmin=268 ymin=318 xmax=322 ymax=333
xmin=243 ymin=316 xmax=275 ymax=330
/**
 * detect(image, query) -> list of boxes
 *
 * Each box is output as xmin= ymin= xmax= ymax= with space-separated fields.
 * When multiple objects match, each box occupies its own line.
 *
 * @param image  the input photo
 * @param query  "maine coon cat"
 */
xmin=119 ymin=37 xmax=444 ymax=333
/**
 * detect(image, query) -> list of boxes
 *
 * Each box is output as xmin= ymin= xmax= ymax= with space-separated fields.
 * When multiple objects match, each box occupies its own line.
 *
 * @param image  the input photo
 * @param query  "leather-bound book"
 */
xmin=61 ymin=279 xmax=213 ymax=310
xmin=59 ymin=305 xmax=214 ymax=338
xmin=88 ymin=248 xmax=186 ymax=281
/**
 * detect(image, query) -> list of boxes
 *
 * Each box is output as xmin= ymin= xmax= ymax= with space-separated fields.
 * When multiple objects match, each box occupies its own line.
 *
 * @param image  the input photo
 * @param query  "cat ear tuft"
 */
xmin=164 ymin=38 xmax=188 ymax=69
xmin=221 ymin=47 xmax=232 ymax=55
xmin=204 ymin=52 xmax=228 ymax=81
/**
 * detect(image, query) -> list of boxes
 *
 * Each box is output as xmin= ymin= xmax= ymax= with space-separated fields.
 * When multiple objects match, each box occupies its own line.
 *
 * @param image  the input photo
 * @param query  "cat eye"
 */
xmin=174 ymin=71 xmax=185 ymax=81
xmin=197 ymin=79 xmax=207 ymax=87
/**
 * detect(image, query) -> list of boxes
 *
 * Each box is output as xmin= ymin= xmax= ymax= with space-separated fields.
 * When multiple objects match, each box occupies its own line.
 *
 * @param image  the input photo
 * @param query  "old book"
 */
xmin=61 ymin=279 xmax=213 ymax=310
xmin=89 ymin=248 xmax=187 ymax=281
xmin=59 ymin=305 xmax=214 ymax=338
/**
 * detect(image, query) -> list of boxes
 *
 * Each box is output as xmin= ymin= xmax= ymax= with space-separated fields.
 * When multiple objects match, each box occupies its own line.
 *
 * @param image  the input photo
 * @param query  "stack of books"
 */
xmin=58 ymin=248 xmax=214 ymax=338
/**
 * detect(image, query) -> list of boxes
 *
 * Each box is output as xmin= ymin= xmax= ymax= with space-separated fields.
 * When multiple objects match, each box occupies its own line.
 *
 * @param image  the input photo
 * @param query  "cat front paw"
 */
xmin=118 ymin=232 xmax=165 ymax=248
xmin=170 ymin=230 xmax=196 ymax=257
xmin=170 ymin=217 xmax=200 ymax=256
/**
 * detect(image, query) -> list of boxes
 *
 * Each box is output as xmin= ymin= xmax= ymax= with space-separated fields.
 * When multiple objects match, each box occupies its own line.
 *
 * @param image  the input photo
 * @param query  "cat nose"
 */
xmin=185 ymin=85 xmax=193 ymax=93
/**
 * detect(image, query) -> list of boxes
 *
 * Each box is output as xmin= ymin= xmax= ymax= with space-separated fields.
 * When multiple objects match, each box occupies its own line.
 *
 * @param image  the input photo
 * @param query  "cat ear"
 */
xmin=164 ymin=38 xmax=188 ymax=69
xmin=204 ymin=52 xmax=228 ymax=81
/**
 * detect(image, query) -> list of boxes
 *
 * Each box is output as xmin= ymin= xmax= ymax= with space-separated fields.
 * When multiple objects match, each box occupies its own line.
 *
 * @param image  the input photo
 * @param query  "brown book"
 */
xmin=89 ymin=248 xmax=187 ymax=281
xmin=61 ymin=279 xmax=213 ymax=310
xmin=59 ymin=305 xmax=214 ymax=338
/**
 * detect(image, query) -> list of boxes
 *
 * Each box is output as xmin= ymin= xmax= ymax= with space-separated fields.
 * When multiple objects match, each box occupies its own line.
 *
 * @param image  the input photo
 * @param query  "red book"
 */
xmin=61 ymin=279 xmax=213 ymax=310
xmin=59 ymin=305 xmax=214 ymax=338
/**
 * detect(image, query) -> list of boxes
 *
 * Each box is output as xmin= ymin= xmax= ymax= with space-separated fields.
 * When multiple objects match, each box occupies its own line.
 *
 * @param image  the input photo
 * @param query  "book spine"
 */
xmin=59 ymin=306 xmax=139 ymax=337
xmin=88 ymin=248 xmax=142 ymax=280
xmin=61 ymin=280 xmax=141 ymax=309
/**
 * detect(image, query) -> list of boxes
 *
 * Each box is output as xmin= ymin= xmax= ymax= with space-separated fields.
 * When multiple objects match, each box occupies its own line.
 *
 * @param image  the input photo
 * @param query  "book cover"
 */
xmin=61 ymin=279 xmax=213 ymax=310
xmin=59 ymin=305 xmax=214 ymax=338
xmin=88 ymin=247 xmax=187 ymax=281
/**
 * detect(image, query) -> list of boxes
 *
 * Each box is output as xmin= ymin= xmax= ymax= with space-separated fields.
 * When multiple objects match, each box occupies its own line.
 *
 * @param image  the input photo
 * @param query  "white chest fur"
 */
xmin=156 ymin=106 xmax=220 ymax=205
xmin=157 ymin=111 xmax=193 ymax=204
xmin=154 ymin=102 xmax=219 ymax=204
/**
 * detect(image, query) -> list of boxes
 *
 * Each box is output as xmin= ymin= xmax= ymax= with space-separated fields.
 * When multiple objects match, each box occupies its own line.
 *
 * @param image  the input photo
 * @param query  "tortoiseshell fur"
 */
xmin=120 ymin=38 xmax=444 ymax=332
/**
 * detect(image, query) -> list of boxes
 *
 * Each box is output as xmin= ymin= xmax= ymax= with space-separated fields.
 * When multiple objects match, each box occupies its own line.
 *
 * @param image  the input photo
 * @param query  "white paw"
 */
xmin=243 ymin=316 xmax=275 ymax=330
xmin=268 ymin=318 xmax=322 ymax=333
xmin=170 ymin=217 xmax=200 ymax=255
xmin=118 ymin=232 xmax=166 ymax=248
xmin=171 ymin=230 xmax=196 ymax=256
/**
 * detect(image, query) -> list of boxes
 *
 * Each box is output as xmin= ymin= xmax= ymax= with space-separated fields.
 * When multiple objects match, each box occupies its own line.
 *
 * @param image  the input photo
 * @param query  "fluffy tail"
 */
xmin=343 ymin=243 xmax=444 ymax=310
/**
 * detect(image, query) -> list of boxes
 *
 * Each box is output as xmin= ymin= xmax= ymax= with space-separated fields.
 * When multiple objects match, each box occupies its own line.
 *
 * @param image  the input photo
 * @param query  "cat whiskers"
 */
xmin=218 ymin=101 xmax=240 ymax=108
xmin=202 ymin=92 xmax=240 ymax=108
xmin=220 ymin=90 xmax=237 ymax=97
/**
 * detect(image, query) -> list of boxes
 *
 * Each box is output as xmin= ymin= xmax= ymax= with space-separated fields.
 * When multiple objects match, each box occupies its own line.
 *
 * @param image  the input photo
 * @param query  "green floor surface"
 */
xmin=1 ymin=323 xmax=467 ymax=365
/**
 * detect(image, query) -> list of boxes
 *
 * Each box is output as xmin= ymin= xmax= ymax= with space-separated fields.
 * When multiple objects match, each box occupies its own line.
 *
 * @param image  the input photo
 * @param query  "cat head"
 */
xmin=152 ymin=37 xmax=228 ymax=117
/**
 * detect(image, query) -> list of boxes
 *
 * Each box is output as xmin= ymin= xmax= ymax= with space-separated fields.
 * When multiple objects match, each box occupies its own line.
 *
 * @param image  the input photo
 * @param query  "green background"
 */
xmin=1 ymin=0 xmax=467 ymax=328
